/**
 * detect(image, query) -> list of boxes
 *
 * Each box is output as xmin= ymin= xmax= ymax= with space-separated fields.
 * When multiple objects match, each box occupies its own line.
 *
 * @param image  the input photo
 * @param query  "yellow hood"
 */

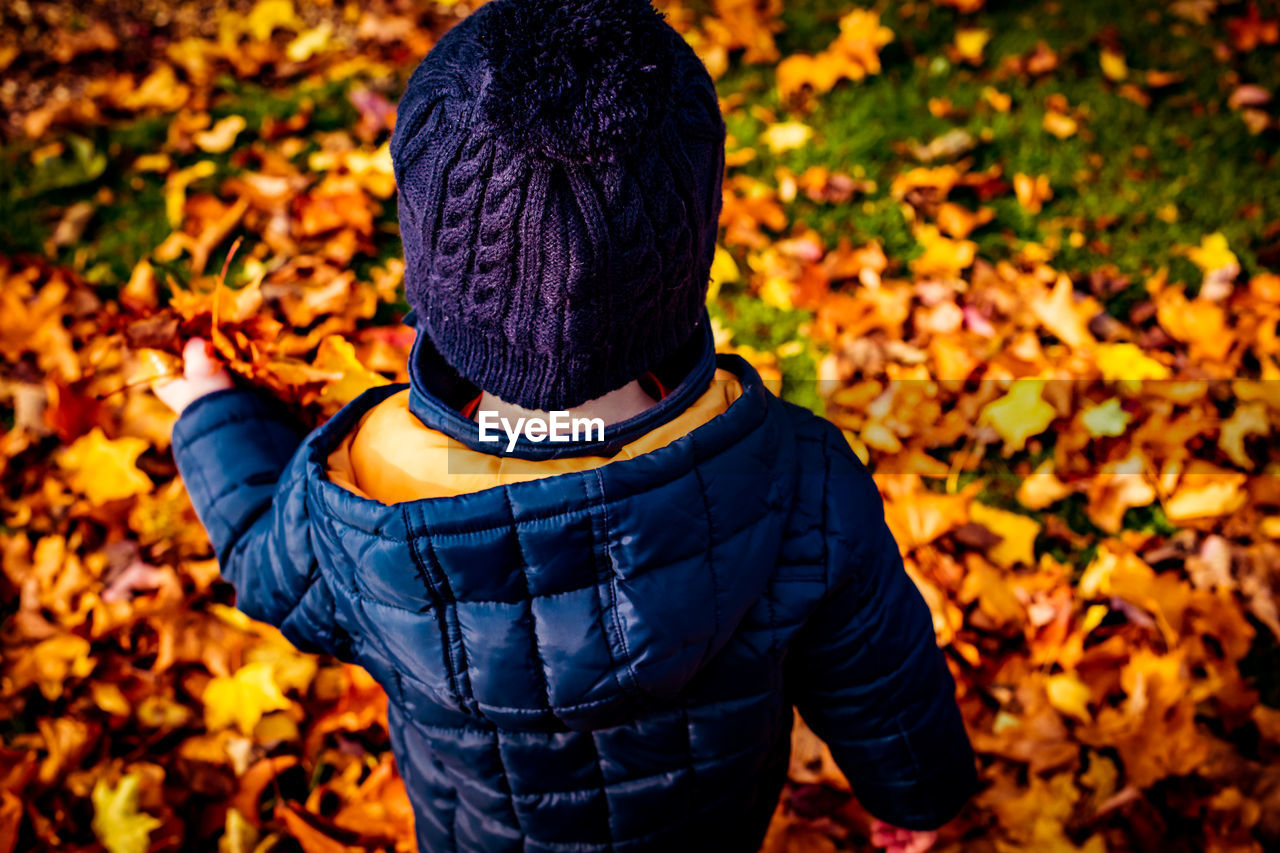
xmin=327 ymin=369 xmax=744 ymax=504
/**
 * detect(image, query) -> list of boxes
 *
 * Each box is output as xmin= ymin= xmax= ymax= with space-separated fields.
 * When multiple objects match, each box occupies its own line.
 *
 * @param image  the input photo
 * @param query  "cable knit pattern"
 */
xmin=390 ymin=0 xmax=726 ymax=410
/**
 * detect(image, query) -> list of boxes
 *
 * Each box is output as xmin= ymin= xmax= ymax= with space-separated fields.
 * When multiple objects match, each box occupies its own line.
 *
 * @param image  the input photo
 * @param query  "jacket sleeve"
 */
xmin=787 ymin=455 xmax=978 ymax=831
xmin=171 ymin=387 xmax=342 ymax=657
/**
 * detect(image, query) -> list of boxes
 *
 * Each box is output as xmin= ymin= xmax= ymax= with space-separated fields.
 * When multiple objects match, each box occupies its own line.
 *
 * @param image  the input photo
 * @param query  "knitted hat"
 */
xmin=390 ymin=0 xmax=725 ymax=411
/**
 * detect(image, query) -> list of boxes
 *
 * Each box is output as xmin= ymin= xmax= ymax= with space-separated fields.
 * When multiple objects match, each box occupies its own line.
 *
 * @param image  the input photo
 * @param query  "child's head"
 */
xmin=390 ymin=0 xmax=725 ymax=411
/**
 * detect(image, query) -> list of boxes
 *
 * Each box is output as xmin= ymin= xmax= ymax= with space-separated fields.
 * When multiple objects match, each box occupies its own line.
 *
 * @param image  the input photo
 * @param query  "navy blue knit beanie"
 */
xmin=390 ymin=0 xmax=725 ymax=411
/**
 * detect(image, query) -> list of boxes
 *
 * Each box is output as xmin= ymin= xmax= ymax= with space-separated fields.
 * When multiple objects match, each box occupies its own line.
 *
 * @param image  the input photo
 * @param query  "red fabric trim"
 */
xmin=459 ymin=393 xmax=484 ymax=419
xmin=641 ymin=371 xmax=669 ymax=401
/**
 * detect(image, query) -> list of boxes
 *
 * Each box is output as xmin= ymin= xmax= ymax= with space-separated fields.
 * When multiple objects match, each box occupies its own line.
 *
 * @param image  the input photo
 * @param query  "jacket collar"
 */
xmin=404 ymin=310 xmax=720 ymax=461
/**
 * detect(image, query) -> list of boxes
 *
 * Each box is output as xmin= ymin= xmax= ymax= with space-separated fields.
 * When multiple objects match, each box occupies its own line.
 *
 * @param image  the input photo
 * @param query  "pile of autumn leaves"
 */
xmin=2 ymin=0 xmax=1280 ymax=851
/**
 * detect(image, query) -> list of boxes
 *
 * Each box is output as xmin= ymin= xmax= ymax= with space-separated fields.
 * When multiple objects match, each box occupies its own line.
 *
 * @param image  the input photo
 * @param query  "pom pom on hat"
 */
xmin=475 ymin=0 xmax=677 ymax=162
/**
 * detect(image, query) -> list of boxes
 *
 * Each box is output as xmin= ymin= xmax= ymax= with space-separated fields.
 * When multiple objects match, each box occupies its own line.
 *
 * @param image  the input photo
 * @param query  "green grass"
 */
xmin=733 ymin=0 xmax=1280 ymax=288
xmin=0 ymin=75 xmax=368 ymax=285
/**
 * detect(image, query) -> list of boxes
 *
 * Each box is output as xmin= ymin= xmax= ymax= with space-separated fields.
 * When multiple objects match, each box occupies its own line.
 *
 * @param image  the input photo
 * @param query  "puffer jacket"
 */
xmin=171 ymin=320 xmax=978 ymax=852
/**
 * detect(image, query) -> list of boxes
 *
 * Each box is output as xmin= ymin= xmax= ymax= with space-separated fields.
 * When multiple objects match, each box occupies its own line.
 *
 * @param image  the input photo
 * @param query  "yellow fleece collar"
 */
xmin=326 ymin=369 xmax=744 ymax=504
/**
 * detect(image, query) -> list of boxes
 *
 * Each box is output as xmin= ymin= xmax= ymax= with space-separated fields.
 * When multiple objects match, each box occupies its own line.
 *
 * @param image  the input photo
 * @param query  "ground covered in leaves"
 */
xmin=2 ymin=0 xmax=1280 ymax=851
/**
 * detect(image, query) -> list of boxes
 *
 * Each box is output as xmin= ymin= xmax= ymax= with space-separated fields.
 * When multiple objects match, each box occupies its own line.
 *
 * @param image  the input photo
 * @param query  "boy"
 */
xmin=158 ymin=0 xmax=978 ymax=850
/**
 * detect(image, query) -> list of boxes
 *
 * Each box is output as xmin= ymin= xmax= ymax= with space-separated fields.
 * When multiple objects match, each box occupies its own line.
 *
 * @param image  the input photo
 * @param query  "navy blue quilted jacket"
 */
xmin=171 ymin=324 xmax=977 ymax=852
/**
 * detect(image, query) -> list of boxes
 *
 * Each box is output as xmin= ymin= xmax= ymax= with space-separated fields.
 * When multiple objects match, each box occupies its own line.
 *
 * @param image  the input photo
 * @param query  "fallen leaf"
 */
xmin=193 ymin=116 xmax=247 ymax=154
xmin=1099 ymin=48 xmax=1128 ymax=82
xmin=954 ymin=29 xmax=991 ymax=65
xmin=203 ymin=662 xmax=292 ymax=735
xmin=58 ymin=428 xmax=153 ymax=505
xmin=969 ymin=502 xmax=1042 ymax=567
xmin=91 ymin=773 xmax=162 ymax=853
xmin=981 ymin=380 xmax=1058 ymax=453
xmin=761 ymin=121 xmax=814 ymax=153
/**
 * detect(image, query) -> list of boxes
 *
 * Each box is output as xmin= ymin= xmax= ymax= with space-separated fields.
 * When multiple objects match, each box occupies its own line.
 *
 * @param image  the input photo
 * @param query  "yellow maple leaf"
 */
xmin=935 ymin=201 xmax=994 ymax=239
xmin=1100 ymin=47 xmax=1129 ymax=81
xmin=954 ymin=29 xmax=991 ymax=65
xmin=758 ymin=275 xmax=794 ymax=311
xmin=980 ymin=380 xmax=1057 ymax=453
xmin=1186 ymin=232 xmax=1238 ymax=274
xmin=286 ymin=21 xmax=334 ymax=62
xmin=706 ymin=245 xmax=740 ymax=303
xmin=203 ymin=661 xmax=292 ymax=735
xmin=910 ymin=224 xmax=977 ymax=278
xmin=1045 ymin=672 xmax=1093 ymax=722
xmin=826 ymin=9 xmax=893 ymax=85
xmin=970 ymin=502 xmax=1041 ymax=567
xmin=314 ymin=335 xmax=391 ymax=409
xmin=91 ymin=683 xmax=131 ymax=717
xmin=92 ymin=773 xmax=162 ymax=853
xmin=1080 ymin=397 xmax=1131 ymax=437
xmin=1096 ymin=342 xmax=1171 ymax=381
xmin=58 ymin=428 xmax=153 ymax=505
xmin=243 ymin=0 xmax=302 ymax=41
xmin=1042 ymin=110 xmax=1078 ymax=138
xmin=760 ymin=121 xmax=813 ymax=154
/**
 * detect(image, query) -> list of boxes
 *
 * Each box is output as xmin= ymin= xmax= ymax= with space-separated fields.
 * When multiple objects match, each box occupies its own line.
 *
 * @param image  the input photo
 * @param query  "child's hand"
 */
xmin=154 ymin=338 xmax=234 ymax=415
xmin=871 ymin=819 xmax=938 ymax=853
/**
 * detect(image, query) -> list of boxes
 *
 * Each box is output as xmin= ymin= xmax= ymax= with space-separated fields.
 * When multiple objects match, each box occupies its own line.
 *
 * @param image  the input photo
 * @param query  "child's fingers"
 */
xmin=905 ymin=830 xmax=939 ymax=853
xmin=871 ymin=820 xmax=936 ymax=853
xmin=871 ymin=824 xmax=904 ymax=848
xmin=183 ymin=337 xmax=221 ymax=379
xmin=153 ymin=338 xmax=233 ymax=415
